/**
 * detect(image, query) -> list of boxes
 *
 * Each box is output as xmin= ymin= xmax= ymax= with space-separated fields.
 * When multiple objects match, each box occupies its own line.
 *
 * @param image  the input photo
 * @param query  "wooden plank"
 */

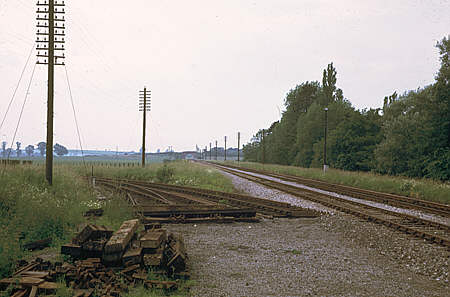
xmin=38 ymin=281 xmax=58 ymax=290
xmin=104 ymin=219 xmax=139 ymax=255
xmin=122 ymin=247 xmax=142 ymax=265
xmin=11 ymin=290 xmax=28 ymax=297
xmin=13 ymin=263 xmax=38 ymax=276
xmin=23 ymin=238 xmax=52 ymax=251
xmin=140 ymin=230 xmax=166 ymax=249
xmin=61 ymin=243 xmax=82 ymax=257
xmin=0 ymin=277 xmax=44 ymax=287
xmin=20 ymin=271 xmax=49 ymax=278
xmin=143 ymin=253 xmax=163 ymax=267
xmin=29 ymin=286 xmax=37 ymax=297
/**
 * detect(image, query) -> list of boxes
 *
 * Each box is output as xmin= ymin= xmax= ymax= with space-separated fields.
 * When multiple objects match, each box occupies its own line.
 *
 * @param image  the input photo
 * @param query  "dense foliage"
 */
xmin=243 ymin=37 xmax=449 ymax=181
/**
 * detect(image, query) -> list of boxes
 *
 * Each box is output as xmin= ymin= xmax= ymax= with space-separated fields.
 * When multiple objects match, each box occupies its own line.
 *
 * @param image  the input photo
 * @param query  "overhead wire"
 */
xmin=64 ymin=64 xmax=88 ymax=172
xmin=2 ymin=62 xmax=37 ymax=174
xmin=0 ymin=42 xmax=35 ymax=133
xmin=64 ymin=65 xmax=87 ymax=170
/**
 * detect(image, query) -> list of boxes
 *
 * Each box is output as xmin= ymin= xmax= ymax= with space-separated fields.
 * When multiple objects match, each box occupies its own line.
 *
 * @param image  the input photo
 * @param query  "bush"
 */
xmin=155 ymin=165 xmax=175 ymax=183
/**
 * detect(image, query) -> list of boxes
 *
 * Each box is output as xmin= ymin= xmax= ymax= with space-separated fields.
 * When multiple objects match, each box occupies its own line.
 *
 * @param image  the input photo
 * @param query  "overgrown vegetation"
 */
xmin=0 ymin=166 xmax=91 ymax=277
xmin=226 ymin=161 xmax=450 ymax=204
xmin=243 ymin=36 xmax=450 ymax=181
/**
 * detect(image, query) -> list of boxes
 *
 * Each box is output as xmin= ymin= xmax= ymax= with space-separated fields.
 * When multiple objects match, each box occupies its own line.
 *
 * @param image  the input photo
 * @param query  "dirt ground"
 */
xmin=166 ymin=215 xmax=448 ymax=297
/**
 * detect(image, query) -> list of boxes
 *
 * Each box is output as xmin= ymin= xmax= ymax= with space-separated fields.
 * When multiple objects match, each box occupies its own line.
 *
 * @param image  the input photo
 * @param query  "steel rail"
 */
xmin=94 ymin=177 xmax=319 ymax=218
xmin=210 ymin=164 xmax=450 ymax=247
xmin=209 ymin=162 xmax=450 ymax=217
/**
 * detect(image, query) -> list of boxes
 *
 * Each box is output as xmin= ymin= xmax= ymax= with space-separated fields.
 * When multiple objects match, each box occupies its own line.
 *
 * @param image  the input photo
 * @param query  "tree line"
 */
xmin=1 ymin=141 xmax=69 ymax=158
xmin=243 ymin=36 xmax=449 ymax=181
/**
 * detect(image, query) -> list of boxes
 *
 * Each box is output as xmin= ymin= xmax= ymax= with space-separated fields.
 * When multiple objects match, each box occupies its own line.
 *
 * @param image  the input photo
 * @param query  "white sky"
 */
xmin=0 ymin=0 xmax=449 ymax=152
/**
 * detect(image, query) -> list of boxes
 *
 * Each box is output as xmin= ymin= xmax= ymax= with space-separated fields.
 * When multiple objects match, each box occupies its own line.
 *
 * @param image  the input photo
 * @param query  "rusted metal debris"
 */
xmin=1 ymin=221 xmax=188 ymax=296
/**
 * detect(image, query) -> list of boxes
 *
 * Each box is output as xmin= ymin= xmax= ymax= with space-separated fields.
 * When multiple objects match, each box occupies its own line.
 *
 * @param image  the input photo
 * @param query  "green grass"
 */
xmin=0 ymin=165 xmax=135 ymax=278
xmin=222 ymin=161 xmax=450 ymax=204
xmin=0 ymin=163 xmax=195 ymax=296
xmin=82 ymin=160 xmax=235 ymax=193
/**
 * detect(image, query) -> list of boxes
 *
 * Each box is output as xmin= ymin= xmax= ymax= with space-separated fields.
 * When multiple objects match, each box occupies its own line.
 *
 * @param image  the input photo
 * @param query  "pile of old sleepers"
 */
xmin=0 ymin=220 xmax=188 ymax=297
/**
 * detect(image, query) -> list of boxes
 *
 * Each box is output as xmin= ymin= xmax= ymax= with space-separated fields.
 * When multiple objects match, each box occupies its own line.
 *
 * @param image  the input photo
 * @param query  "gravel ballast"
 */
xmin=162 ymin=168 xmax=449 ymax=296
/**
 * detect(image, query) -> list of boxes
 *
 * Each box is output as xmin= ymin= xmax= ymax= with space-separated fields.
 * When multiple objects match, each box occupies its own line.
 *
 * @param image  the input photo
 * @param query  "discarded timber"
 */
xmin=103 ymin=219 xmax=139 ymax=263
xmin=23 ymin=238 xmax=52 ymax=251
xmin=143 ymin=216 xmax=260 ymax=224
xmin=72 ymin=224 xmax=113 ymax=245
xmin=137 ymin=207 xmax=257 ymax=218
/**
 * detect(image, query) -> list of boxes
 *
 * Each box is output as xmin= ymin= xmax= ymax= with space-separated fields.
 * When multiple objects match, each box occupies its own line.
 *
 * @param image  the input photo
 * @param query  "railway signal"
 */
xmin=139 ymin=87 xmax=151 ymax=167
xmin=36 ymin=0 xmax=66 ymax=185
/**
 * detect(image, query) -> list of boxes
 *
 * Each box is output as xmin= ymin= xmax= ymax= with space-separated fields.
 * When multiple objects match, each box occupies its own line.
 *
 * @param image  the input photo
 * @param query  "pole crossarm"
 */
xmin=140 ymin=87 xmax=151 ymax=167
xmin=36 ymin=0 xmax=66 ymax=66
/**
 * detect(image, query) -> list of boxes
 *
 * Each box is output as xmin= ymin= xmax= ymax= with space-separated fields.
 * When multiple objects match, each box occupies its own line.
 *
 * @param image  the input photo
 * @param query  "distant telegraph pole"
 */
xmin=215 ymin=140 xmax=218 ymax=160
xmin=139 ymin=87 xmax=151 ymax=167
xmin=224 ymin=136 xmax=227 ymax=161
xmin=262 ymin=129 xmax=265 ymax=165
xmin=36 ymin=0 xmax=66 ymax=185
xmin=323 ymin=107 xmax=329 ymax=172
xmin=237 ymin=132 xmax=240 ymax=162
xmin=209 ymin=142 xmax=212 ymax=160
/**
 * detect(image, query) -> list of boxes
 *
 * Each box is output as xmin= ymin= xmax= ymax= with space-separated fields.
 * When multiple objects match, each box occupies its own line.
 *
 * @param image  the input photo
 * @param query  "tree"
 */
xmin=16 ymin=142 xmax=21 ymax=158
xmin=37 ymin=142 xmax=46 ymax=156
xmin=54 ymin=143 xmax=68 ymax=156
xmin=320 ymin=62 xmax=343 ymax=105
xmin=25 ymin=145 xmax=34 ymax=157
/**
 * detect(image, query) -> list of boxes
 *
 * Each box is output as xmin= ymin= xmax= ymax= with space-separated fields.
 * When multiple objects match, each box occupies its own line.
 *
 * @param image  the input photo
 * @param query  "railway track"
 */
xmin=94 ymin=177 xmax=319 ymax=219
xmin=206 ymin=163 xmax=450 ymax=247
xmin=207 ymin=162 xmax=450 ymax=218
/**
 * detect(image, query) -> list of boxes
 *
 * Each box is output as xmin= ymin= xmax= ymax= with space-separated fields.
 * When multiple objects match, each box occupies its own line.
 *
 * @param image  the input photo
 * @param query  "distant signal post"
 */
xmin=139 ymin=87 xmax=151 ymax=167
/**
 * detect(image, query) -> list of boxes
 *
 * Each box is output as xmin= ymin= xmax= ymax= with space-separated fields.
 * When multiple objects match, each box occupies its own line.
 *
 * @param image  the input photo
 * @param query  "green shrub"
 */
xmin=156 ymin=165 xmax=175 ymax=183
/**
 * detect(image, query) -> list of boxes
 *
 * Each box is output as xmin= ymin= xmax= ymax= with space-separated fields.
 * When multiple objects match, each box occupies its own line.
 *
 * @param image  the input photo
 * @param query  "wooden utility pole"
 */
xmin=37 ymin=0 xmax=65 ymax=185
xmin=139 ymin=87 xmax=151 ymax=167
xmin=237 ymin=132 xmax=240 ymax=162
xmin=262 ymin=129 xmax=265 ymax=165
xmin=323 ymin=107 xmax=329 ymax=172
xmin=215 ymin=140 xmax=218 ymax=160
xmin=224 ymin=136 xmax=227 ymax=161
xmin=209 ymin=142 xmax=212 ymax=160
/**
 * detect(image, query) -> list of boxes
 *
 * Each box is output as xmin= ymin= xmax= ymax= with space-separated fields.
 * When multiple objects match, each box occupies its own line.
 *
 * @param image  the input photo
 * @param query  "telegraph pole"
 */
xmin=237 ymin=132 xmax=240 ymax=162
xmin=323 ymin=107 xmax=329 ymax=172
xmin=209 ymin=142 xmax=212 ymax=160
xmin=139 ymin=87 xmax=151 ymax=167
xmin=215 ymin=140 xmax=218 ymax=160
xmin=262 ymin=129 xmax=265 ymax=165
xmin=37 ymin=0 xmax=65 ymax=185
xmin=224 ymin=136 xmax=227 ymax=161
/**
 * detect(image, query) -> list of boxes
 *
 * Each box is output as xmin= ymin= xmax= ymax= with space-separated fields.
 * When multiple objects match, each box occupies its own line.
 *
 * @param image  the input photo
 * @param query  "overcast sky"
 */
xmin=0 ymin=0 xmax=449 ymax=152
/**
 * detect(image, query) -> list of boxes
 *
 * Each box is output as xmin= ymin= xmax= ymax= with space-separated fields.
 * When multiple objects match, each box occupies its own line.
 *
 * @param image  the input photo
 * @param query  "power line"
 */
xmin=2 ymin=63 xmax=37 ymax=173
xmin=64 ymin=64 xmax=87 ymax=171
xmin=0 ymin=43 xmax=35 ymax=133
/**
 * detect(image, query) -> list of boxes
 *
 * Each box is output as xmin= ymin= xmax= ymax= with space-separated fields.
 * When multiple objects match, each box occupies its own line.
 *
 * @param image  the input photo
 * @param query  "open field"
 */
xmin=221 ymin=161 xmax=450 ymax=204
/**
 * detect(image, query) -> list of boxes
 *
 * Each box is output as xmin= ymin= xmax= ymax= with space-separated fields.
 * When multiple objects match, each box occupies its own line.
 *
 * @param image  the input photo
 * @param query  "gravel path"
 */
xmin=162 ymin=167 xmax=449 ymax=296
xmin=167 ymin=217 xmax=448 ymax=297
